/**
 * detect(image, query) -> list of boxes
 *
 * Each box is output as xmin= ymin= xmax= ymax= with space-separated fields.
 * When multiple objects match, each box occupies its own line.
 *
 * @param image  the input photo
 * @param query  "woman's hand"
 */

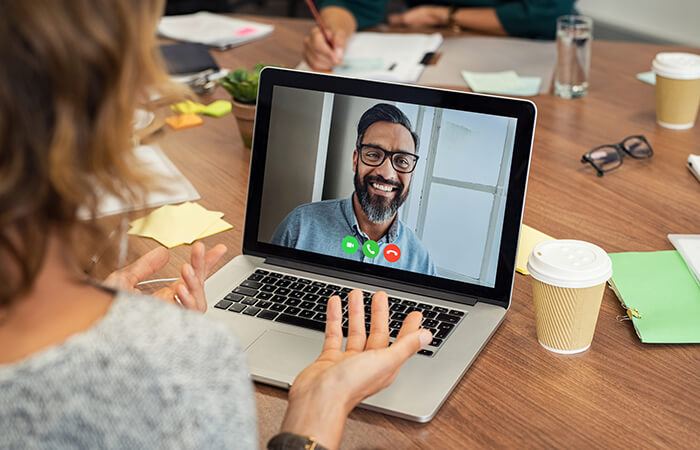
xmin=152 ymin=242 xmax=226 ymax=311
xmin=388 ymin=6 xmax=450 ymax=28
xmin=303 ymin=27 xmax=348 ymax=71
xmin=103 ymin=242 xmax=227 ymax=312
xmin=280 ymin=290 xmax=432 ymax=449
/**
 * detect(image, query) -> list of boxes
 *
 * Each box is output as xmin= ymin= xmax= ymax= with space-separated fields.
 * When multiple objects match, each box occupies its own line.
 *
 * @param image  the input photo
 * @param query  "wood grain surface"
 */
xmin=106 ymin=16 xmax=699 ymax=449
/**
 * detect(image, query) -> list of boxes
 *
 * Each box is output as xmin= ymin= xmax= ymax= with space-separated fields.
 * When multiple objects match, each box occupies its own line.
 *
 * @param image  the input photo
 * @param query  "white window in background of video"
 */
xmin=399 ymin=107 xmax=516 ymax=287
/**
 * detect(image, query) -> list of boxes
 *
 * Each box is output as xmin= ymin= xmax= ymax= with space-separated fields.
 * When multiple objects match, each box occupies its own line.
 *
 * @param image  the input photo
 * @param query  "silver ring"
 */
xmin=173 ymin=294 xmax=184 ymax=307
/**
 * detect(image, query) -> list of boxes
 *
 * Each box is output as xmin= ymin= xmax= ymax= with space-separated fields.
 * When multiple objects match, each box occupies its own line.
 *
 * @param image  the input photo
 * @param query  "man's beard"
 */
xmin=354 ymin=170 xmax=409 ymax=224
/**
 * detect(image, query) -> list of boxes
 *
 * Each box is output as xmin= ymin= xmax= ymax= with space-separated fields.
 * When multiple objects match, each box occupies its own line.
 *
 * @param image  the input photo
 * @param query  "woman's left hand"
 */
xmin=104 ymin=242 xmax=227 ymax=312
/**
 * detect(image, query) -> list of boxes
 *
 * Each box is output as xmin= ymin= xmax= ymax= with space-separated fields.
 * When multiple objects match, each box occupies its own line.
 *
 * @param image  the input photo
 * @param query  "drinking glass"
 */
xmin=555 ymin=15 xmax=593 ymax=99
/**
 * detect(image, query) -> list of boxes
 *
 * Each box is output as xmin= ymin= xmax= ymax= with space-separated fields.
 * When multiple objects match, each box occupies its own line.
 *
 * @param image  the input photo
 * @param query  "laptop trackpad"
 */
xmin=246 ymin=330 xmax=323 ymax=386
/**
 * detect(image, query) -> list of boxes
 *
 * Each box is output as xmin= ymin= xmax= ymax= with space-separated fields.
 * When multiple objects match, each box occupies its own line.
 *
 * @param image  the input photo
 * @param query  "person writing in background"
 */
xmin=0 ymin=1 xmax=432 ymax=449
xmin=304 ymin=0 xmax=576 ymax=71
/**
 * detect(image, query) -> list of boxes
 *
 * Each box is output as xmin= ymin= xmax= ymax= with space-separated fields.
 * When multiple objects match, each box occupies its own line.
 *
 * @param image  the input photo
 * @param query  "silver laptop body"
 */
xmin=205 ymin=68 xmax=536 ymax=422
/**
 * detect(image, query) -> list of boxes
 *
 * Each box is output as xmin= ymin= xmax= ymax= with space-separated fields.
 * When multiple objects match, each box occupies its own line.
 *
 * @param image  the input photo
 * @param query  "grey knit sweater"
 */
xmin=0 ymin=292 xmax=257 ymax=449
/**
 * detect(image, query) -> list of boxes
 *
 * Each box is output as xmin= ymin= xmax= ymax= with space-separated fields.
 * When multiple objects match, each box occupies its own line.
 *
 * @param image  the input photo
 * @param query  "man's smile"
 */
xmin=370 ymin=181 xmax=398 ymax=195
xmin=366 ymin=175 xmax=402 ymax=199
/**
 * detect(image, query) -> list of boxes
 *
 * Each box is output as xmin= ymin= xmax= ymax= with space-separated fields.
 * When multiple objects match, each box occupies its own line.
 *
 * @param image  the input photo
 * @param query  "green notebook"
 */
xmin=609 ymin=251 xmax=700 ymax=343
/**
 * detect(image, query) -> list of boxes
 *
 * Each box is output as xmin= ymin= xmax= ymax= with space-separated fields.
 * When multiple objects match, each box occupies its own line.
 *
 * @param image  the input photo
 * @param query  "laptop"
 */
xmin=205 ymin=67 xmax=536 ymax=422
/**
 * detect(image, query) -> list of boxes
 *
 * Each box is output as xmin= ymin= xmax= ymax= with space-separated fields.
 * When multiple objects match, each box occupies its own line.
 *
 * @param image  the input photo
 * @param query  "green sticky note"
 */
xmin=461 ymin=70 xmax=541 ymax=97
xmin=636 ymin=71 xmax=656 ymax=85
xmin=334 ymin=57 xmax=386 ymax=75
xmin=201 ymin=100 xmax=232 ymax=117
xmin=609 ymin=251 xmax=700 ymax=343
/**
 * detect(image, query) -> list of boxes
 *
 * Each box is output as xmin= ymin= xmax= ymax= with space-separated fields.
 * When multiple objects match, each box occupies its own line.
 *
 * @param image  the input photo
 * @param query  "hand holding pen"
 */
xmin=303 ymin=0 xmax=348 ymax=71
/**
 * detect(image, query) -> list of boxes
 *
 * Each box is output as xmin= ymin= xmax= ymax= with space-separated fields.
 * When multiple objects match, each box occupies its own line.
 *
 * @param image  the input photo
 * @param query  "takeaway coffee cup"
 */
xmin=652 ymin=52 xmax=700 ymax=129
xmin=527 ymin=240 xmax=612 ymax=354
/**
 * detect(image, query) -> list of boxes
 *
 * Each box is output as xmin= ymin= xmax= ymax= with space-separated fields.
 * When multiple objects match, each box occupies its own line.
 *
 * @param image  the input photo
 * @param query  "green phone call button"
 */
xmin=362 ymin=240 xmax=380 ymax=258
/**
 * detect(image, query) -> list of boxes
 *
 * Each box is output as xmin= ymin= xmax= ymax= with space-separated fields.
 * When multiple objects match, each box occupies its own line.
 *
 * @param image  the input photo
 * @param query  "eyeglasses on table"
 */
xmin=581 ymin=135 xmax=653 ymax=176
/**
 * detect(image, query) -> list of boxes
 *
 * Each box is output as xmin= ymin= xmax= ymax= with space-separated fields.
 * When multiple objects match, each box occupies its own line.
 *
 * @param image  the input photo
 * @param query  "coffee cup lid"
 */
xmin=527 ymin=240 xmax=612 ymax=288
xmin=652 ymin=52 xmax=700 ymax=80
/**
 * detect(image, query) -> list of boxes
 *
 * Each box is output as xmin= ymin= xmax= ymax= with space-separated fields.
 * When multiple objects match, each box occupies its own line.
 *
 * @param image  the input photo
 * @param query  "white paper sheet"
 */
xmin=297 ymin=32 xmax=443 ymax=83
xmin=77 ymin=145 xmax=200 ymax=219
xmin=158 ymin=12 xmax=274 ymax=49
xmin=668 ymin=234 xmax=700 ymax=286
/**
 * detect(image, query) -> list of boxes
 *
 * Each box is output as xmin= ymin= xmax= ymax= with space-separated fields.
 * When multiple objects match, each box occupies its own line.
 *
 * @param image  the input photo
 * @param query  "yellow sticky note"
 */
xmin=197 ymin=218 xmax=233 ymax=239
xmin=171 ymin=100 xmax=206 ymax=114
xmin=201 ymin=100 xmax=232 ymax=117
xmin=516 ymin=224 xmax=554 ymax=275
xmin=128 ymin=202 xmax=224 ymax=248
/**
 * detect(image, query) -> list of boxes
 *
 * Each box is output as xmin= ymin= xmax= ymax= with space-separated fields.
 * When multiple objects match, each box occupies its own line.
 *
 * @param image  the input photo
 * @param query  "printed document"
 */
xmin=298 ymin=32 xmax=443 ymax=83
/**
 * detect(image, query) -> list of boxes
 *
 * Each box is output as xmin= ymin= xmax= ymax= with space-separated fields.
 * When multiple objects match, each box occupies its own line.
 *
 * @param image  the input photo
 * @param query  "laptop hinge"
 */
xmin=264 ymin=257 xmax=479 ymax=306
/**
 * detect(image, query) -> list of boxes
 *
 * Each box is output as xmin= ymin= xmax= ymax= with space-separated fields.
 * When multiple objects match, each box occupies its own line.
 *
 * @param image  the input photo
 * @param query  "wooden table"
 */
xmin=129 ymin=17 xmax=700 ymax=448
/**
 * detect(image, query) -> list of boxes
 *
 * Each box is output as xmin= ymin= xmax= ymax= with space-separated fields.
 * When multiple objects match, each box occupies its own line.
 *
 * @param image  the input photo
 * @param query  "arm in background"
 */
xmin=387 ymin=0 xmax=575 ymax=39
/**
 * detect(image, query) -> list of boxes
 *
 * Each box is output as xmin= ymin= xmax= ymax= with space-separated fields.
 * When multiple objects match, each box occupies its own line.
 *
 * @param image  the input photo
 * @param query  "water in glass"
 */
xmin=555 ymin=16 xmax=592 ymax=99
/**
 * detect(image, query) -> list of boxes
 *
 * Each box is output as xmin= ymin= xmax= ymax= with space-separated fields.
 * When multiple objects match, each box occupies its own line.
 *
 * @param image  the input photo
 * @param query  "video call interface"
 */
xmin=257 ymin=86 xmax=518 ymax=288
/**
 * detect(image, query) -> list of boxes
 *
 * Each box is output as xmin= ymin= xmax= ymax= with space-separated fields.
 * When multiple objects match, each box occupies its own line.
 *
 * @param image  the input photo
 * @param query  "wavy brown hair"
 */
xmin=0 ymin=0 xmax=183 ymax=309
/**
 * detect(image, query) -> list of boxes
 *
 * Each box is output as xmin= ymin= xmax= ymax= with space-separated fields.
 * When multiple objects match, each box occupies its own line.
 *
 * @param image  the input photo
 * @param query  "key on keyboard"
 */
xmin=217 ymin=269 xmax=467 ymax=357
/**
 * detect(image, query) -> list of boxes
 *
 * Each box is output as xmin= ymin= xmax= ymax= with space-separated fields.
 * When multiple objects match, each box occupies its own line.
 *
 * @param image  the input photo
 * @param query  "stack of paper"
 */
xmin=128 ymin=202 xmax=232 ymax=248
xmin=158 ymin=12 xmax=274 ymax=50
xmin=461 ymin=70 xmax=542 ymax=97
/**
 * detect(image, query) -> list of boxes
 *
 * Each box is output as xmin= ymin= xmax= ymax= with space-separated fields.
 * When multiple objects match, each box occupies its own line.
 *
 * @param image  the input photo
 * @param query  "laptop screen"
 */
xmin=245 ymin=69 xmax=535 ymax=306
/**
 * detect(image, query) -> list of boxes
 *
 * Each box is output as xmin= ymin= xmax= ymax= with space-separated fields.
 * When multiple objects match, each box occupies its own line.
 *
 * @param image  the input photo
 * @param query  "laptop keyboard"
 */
xmin=213 ymin=269 xmax=467 ymax=357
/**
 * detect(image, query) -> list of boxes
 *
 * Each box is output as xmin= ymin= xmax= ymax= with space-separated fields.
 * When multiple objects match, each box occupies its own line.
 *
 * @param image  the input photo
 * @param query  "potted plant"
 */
xmin=218 ymin=63 xmax=270 ymax=148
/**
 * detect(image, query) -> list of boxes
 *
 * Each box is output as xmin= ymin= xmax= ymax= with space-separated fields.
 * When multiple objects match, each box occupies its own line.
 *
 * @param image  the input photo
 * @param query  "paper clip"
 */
xmin=616 ymin=308 xmax=641 ymax=322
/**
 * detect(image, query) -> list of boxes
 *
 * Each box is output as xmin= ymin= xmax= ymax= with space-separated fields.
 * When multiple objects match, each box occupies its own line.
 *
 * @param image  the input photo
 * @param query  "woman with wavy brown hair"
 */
xmin=0 ymin=1 xmax=432 ymax=449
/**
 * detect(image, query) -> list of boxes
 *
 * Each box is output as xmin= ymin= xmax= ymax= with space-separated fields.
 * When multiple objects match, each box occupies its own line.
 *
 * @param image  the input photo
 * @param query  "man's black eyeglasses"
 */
xmin=581 ymin=135 xmax=653 ymax=176
xmin=357 ymin=144 xmax=419 ymax=173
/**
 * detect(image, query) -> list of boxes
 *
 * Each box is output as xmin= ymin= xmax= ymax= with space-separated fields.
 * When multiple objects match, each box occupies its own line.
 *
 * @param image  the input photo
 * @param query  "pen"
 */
xmin=304 ymin=0 xmax=334 ymax=50
xmin=688 ymin=154 xmax=700 ymax=183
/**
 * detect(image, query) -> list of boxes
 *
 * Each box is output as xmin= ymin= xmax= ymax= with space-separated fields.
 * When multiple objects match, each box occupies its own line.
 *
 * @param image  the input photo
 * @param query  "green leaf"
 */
xmin=218 ymin=63 xmax=280 ymax=103
xmin=231 ymin=68 xmax=250 ymax=83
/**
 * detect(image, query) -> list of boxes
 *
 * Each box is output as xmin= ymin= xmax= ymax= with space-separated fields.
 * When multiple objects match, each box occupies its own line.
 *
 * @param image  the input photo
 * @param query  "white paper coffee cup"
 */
xmin=527 ymin=240 xmax=612 ymax=354
xmin=652 ymin=52 xmax=700 ymax=129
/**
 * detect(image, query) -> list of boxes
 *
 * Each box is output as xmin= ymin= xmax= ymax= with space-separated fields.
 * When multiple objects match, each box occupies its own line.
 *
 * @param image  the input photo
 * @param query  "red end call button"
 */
xmin=383 ymin=244 xmax=401 ymax=263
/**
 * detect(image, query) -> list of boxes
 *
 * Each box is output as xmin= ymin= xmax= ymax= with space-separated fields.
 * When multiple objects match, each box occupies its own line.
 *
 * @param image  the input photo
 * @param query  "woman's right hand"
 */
xmin=103 ymin=242 xmax=226 ymax=312
xmin=303 ymin=27 xmax=348 ymax=71
xmin=280 ymin=290 xmax=432 ymax=449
